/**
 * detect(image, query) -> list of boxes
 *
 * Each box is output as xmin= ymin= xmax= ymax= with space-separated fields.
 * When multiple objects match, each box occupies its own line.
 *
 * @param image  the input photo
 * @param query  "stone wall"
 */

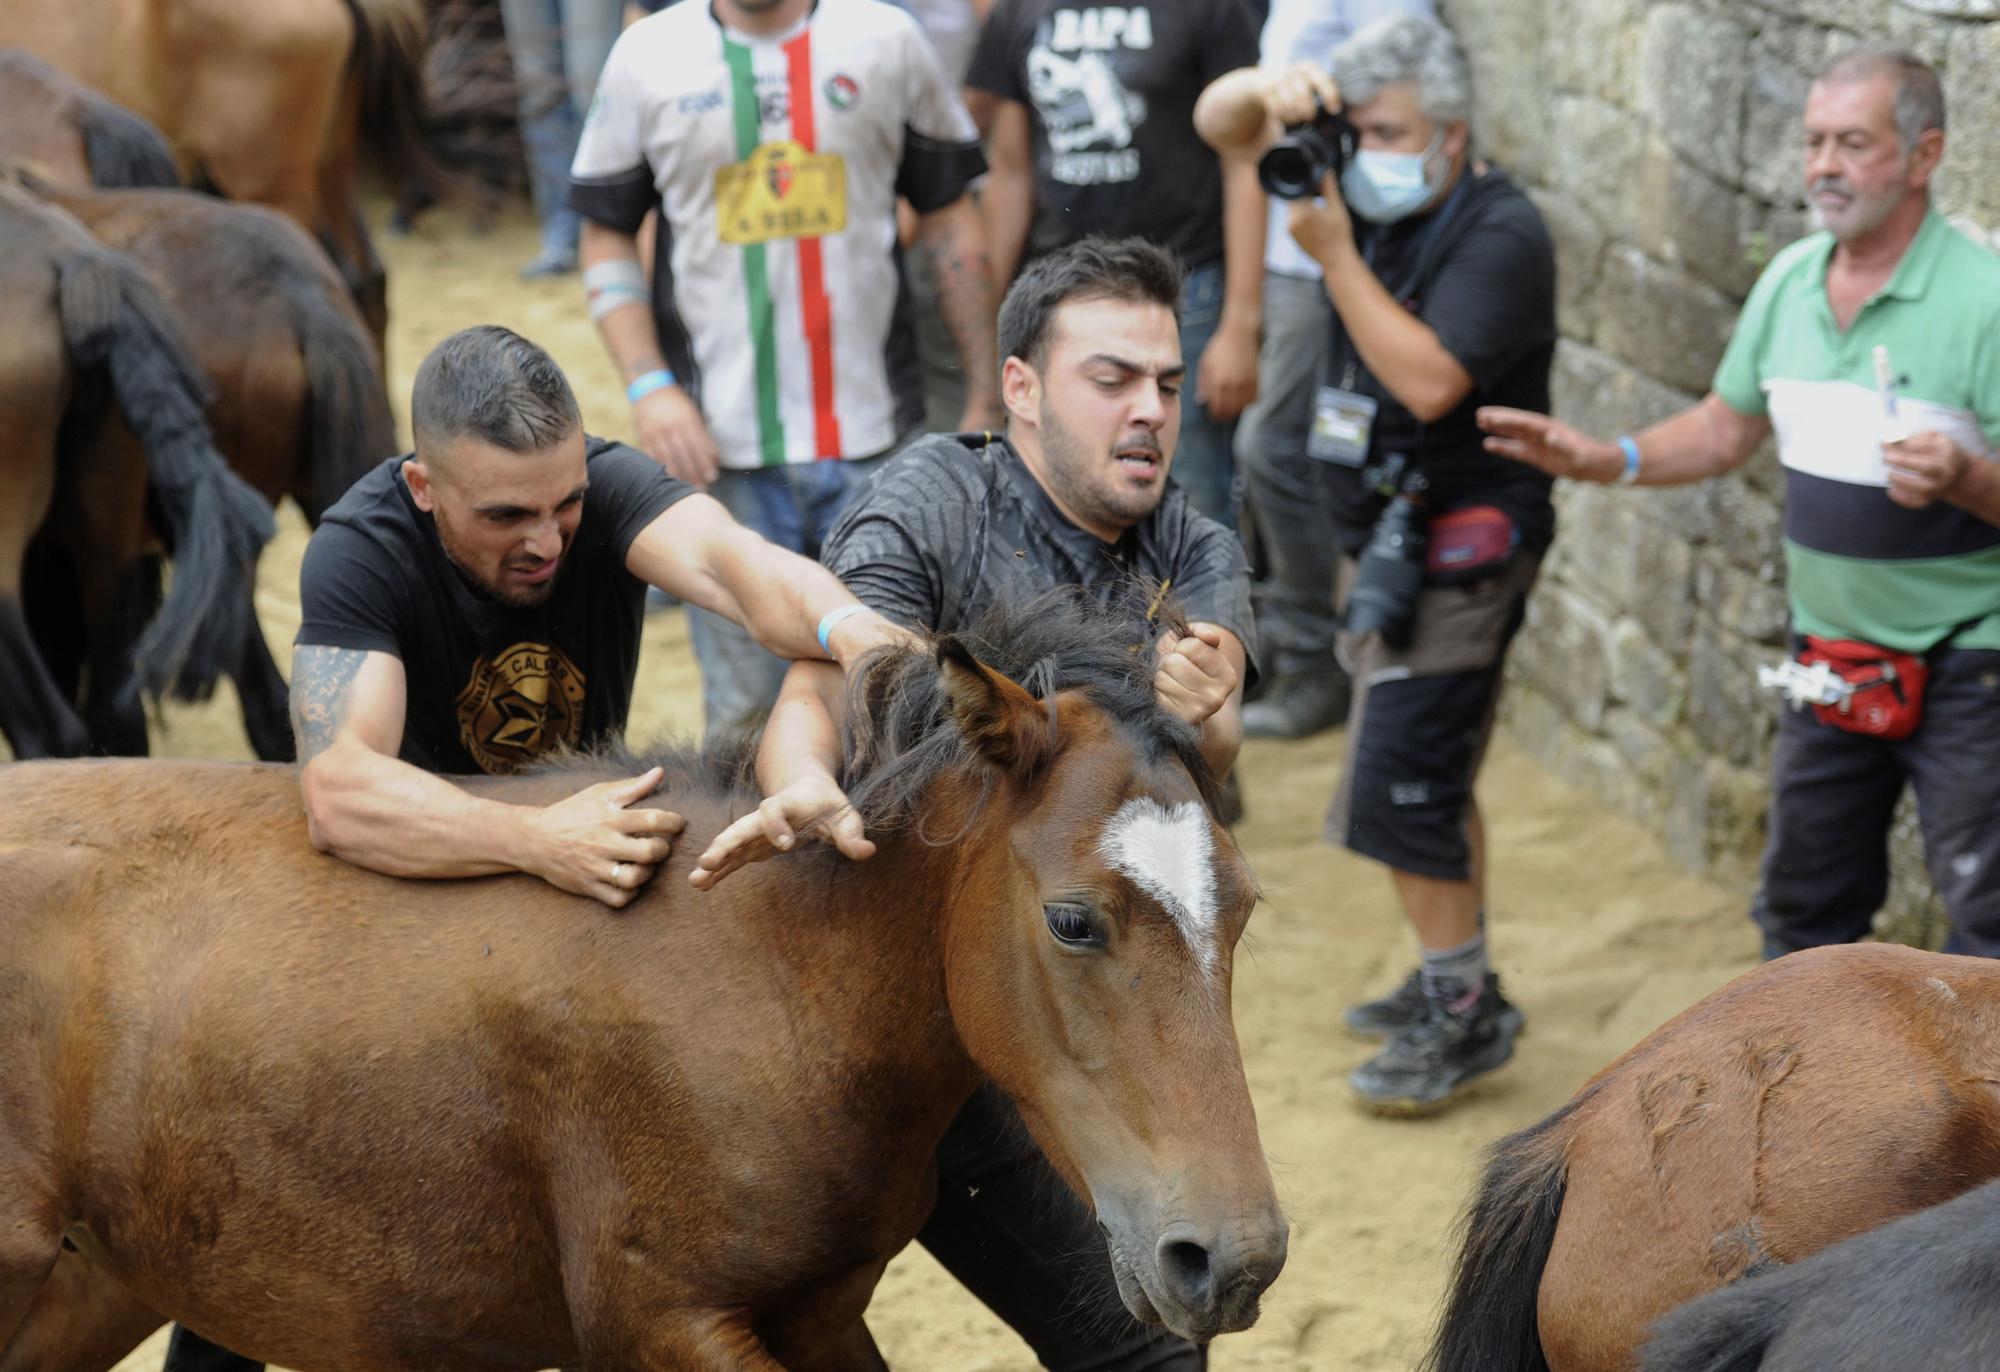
xmin=1435 ymin=0 xmax=2000 ymax=942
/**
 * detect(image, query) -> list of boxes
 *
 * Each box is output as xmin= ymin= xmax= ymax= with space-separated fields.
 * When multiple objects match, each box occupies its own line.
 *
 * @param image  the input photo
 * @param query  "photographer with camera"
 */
xmin=1195 ymin=13 xmax=1556 ymax=1114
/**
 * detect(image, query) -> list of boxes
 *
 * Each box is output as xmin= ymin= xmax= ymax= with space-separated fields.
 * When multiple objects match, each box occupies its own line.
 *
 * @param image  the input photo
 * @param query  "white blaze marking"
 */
xmin=1097 ymin=799 xmax=1219 ymax=975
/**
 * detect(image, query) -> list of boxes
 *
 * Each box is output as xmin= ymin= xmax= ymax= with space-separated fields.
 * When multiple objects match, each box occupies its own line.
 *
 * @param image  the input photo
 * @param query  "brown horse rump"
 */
xmin=1429 ymin=942 xmax=2000 ymax=1372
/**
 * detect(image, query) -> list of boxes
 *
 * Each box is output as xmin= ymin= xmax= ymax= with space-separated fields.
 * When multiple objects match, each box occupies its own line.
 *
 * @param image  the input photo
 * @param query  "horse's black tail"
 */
xmin=76 ymin=91 xmax=180 ymax=190
xmin=342 ymin=0 xmax=453 ymax=199
xmin=291 ymin=274 xmax=395 ymax=525
xmin=1635 ymin=1272 xmax=1787 ymax=1372
xmin=1421 ymin=1090 xmax=1592 ymax=1372
xmin=54 ymin=248 xmax=275 ymax=702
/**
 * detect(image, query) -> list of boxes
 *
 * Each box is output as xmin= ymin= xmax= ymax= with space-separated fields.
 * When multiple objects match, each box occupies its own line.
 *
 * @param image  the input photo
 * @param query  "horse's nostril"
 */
xmin=1159 ymin=1238 xmax=1215 ymax=1308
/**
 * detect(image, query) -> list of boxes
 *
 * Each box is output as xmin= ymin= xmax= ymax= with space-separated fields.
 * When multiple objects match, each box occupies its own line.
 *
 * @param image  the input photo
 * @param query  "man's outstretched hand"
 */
xmin=1478 ymin=406 xmax=1619 ymax=483
xmin=689 ymin=769 xmax=876 ymax=891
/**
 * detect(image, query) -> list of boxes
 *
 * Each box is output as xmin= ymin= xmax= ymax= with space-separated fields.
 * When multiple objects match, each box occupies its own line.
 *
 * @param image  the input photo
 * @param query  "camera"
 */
xmin=1344 ymin=454 xmax=1429 ymax=648
xmin=1258 ymin=101 xmax=1356 ymax=201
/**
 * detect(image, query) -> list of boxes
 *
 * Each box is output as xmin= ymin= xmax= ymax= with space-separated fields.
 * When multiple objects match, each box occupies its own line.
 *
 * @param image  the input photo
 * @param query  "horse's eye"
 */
xmin=1044 ymin=903 xmax=1102 ymax=949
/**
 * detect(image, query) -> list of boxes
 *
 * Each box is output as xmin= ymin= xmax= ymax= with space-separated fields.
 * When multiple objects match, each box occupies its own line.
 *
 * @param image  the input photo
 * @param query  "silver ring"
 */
xmin=611 ymin=861 xmax=630 ymax=884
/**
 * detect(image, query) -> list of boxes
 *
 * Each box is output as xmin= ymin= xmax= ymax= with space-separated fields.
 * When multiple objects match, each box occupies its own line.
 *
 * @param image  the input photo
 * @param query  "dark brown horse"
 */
xmin=1639 ymin=1175 xmax=2000 ymax=1371
xmin=21 ymin=176 xmax=396 ymax=761
xmin=1425 ymin=941 xmax=2000 ymax=1372
xmin=0 ymin=0 xmax=436 ymax=345
xmin=0 ymin=181 xmax=273 ymax=760
xmin=0 ymin=602 xmax=1288 ymax=1370
xmin=0 ymin=53 xmax=396 ymax=762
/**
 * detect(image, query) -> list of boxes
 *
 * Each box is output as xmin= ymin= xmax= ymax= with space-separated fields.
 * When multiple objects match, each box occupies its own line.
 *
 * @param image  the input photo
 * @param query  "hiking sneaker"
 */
xmin=1348 ymin=981 xmax=1523 ymax=1117
xmin=1343 ymin=969 xmax=1525 ymax=1041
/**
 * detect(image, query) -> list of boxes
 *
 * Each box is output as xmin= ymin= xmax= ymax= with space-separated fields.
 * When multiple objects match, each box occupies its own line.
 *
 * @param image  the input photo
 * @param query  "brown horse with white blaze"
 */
xmin=0 ymin=0 xmax=435 ymax=344
xmin=0 ymin=598 xmax=1287 ymax=1370
xmin=1424 ymin=941 xmax=2000 ymax=1372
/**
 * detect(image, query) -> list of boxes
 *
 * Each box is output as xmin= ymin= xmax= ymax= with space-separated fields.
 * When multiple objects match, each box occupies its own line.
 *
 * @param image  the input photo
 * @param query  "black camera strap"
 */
xmin=1336 ymin=168 xmax=1477 ymax=391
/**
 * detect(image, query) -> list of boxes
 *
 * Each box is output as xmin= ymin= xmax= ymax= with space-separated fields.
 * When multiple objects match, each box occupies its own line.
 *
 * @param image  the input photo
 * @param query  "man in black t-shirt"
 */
xmin=288 ymin=324 xmax=902 ymax=907
xmin=1196 ymin=14 xmax=1556 ymax=1115
xmin=966 ymin=0 xmax=1264 ymax=530
xmin=688 ymin=238 xmax=1251 ymax=1372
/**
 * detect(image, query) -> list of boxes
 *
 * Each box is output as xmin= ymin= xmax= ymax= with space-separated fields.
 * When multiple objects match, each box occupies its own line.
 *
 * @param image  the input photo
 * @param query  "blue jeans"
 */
xmin=1172 ymin=260 xmax=1240 ymax=529
xmin=1235 ymin=271 xmax=1338 ymax=674
xmin=500 ymin=0 xmax=622 ymax=257
xmin=687 ymin=455 xmax=888 ymax=737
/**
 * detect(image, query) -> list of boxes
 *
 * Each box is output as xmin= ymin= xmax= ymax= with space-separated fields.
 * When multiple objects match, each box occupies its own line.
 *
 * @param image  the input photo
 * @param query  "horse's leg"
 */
xmin=0 ymin=347 xmax=91 ymax=758
xmin=58 ymin=426 xmax=155 ymax=759
xmin=0 ymin=597 xmax=89 ymax=759
xmin=233 ymin=620 xmax=295 ymax=764
xmin=78 ymin=554 xmax=158 ymax=758
xmin=0 ymin=1163 xmax=64 ymax=1352
xmin=574 ymin=1310 xmax=788 ymax=1372
xmin=0 ymin=1245 xmax=165 ymax=1372
xmin=787 ymin=1323 xmax=889 ymax=1372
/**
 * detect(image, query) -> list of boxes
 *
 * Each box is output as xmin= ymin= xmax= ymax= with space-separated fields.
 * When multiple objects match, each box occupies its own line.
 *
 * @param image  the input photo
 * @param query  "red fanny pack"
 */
xmin=1798 ymin=635 xmax=1929 ymax=739
xmin=1425 ymin=505 xmax=1518 ymax=584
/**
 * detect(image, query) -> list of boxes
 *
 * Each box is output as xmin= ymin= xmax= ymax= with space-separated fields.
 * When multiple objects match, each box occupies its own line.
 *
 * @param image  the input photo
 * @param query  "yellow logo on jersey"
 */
xmin=716 ymin=140 xmax=848 ymax=245
xmin=455 ymin=641 xmax=586 ymax=775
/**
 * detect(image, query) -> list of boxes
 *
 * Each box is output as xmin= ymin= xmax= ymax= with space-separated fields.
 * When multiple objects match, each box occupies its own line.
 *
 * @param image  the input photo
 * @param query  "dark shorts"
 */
xmin=1324 ymin=556 xmax=1539 ymax=880
xmin=1753 ymin=647 xmax=2000 ymax=959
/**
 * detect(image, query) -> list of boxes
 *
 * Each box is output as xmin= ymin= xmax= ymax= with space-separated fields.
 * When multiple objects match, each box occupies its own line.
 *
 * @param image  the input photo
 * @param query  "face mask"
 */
xmin=1339 ymin=130 xmax=1446 ymax=224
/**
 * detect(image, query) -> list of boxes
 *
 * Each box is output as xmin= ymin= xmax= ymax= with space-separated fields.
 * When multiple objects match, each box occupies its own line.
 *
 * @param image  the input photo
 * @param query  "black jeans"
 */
xmin=920 ymin=1084 xmax=1205 ymax=1371
xmin=1754 ymin=647 xmax=2000 ymax=958
xmin=165 ymin=1087 xmax=1202 ymax=1372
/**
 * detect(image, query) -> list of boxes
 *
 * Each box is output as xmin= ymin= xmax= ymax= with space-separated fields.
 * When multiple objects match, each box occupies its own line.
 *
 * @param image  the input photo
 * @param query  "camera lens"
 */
xmin=1257 ymin=127 xmax=1334 ymax=201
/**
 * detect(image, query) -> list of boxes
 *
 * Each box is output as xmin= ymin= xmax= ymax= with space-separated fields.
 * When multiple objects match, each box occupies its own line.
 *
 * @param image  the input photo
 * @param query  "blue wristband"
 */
xmin=627 ymin=368 xmax=676 ymax=405
xmin=817 ymin=604 xmax=869 ymax=656
xmin=1616 ymin=435 xmax=1642 ymax=485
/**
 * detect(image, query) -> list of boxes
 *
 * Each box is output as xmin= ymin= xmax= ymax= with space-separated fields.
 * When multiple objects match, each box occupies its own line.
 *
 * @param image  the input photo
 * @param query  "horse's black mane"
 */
xmin=535 ymin=585 xmax=1220 ymax=831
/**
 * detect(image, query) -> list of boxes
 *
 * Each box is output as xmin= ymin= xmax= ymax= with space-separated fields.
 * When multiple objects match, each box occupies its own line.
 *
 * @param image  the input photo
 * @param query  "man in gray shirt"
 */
xmin=689 ymin=236 xmax=1254 ymax=1372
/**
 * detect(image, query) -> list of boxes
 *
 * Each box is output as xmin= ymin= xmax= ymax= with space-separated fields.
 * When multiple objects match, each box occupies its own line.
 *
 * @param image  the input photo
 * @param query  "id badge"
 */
xmin=1307 ymin=385 xmax=1377 ymax=467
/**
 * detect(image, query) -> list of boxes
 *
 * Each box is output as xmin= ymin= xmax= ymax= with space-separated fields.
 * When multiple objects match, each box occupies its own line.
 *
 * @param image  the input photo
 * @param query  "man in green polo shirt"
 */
xmin=1478 ymin=43 xmax=2000 ymax=957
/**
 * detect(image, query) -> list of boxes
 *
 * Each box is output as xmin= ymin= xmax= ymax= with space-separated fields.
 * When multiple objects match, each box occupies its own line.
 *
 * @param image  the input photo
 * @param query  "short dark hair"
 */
xmin=1816 ymin=44 xmax=1945 ymax=150
xmin=411 ymin=325 xmax=582 ymax=456
xmin=997 ymin=237 xmax=1184 ymax=371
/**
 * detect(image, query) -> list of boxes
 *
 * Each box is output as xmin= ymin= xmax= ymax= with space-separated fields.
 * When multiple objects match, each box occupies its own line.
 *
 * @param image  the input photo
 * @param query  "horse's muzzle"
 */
xmin=1106 ymin=1211 xmax=1291 ymax=1342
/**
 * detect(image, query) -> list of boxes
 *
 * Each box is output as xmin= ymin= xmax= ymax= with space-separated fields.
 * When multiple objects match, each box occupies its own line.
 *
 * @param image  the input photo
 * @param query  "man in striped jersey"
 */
xmin=569 ymin=0 xmax=1001 ymax=736
xmin=1481 ymin=45 xmax=2000 ymax=959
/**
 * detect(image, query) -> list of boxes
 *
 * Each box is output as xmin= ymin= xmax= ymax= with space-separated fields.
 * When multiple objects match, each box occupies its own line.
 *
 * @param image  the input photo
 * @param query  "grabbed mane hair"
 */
xmin=534 ymin=583 xmax=1220 ymax=830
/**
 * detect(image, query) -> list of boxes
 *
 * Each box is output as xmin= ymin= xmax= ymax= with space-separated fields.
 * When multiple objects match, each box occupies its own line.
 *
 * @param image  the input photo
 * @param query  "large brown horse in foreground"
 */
xmin=0 ymin=0 xmax=435 ymax=344
xmin=0 ymin=604 xmax=1289 ymax=1370
xmin=1425 ymin=942 xmax=2000 ymax=1372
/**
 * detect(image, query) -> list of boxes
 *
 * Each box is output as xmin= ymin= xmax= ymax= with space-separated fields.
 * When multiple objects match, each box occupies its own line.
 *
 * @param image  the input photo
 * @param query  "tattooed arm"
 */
xmin=291 ymin=645 xmax=682 ymax=907
xmin=911 ymin=194 xmax=1003 ymax=430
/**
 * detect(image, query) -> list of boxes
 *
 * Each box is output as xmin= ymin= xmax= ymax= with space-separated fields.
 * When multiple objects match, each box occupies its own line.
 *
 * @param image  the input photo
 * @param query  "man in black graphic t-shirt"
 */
xmin=967 ymin=0 xmax=1264 ymax=529
xmin=169 ymin=326 xmax=907 ymax=1372
xmin=287 ymin=325 xmax=903 ymax=908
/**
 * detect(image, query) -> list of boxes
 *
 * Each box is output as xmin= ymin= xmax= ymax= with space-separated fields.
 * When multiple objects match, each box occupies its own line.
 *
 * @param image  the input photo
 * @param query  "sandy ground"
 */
xmin=51 ymin=206 xmax=1765 ymax=1371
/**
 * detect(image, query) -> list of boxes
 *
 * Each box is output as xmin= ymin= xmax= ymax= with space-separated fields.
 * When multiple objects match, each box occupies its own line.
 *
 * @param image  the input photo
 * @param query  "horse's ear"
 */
xmin=938 ymin=638 xmax=1052 ymax=776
